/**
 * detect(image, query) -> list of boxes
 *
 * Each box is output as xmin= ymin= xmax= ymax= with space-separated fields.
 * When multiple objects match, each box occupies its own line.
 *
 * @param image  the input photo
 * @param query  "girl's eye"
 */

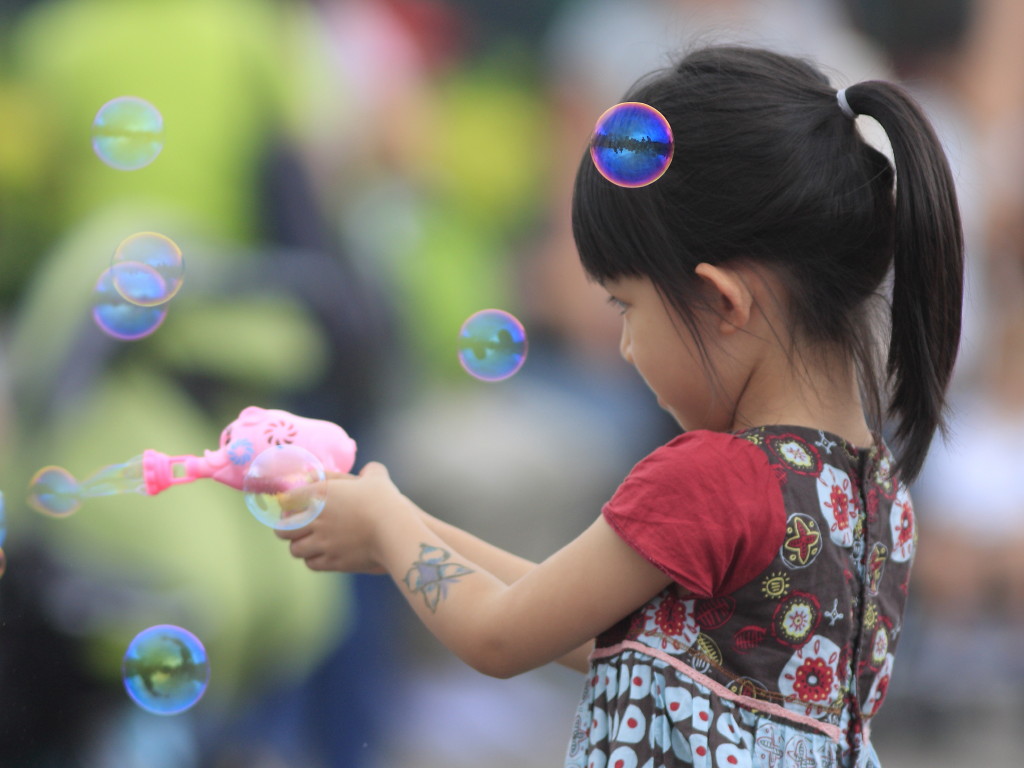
xmin=606 ymin=296 xmax=629 ymax=315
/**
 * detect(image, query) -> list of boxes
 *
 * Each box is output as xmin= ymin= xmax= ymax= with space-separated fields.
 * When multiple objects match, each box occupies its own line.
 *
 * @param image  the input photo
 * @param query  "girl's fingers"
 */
xmin=290 ymin=536 xmax=320 ymax=560
xmin=244 ymin=477 xmax=282 ymax=494
xmin=304 ymin=555 xmax=330 ymax=571
xmin=358 ymin=461 xmax=389 ymax=479
xmin=274 ymin=525 xmax=311 ymax=541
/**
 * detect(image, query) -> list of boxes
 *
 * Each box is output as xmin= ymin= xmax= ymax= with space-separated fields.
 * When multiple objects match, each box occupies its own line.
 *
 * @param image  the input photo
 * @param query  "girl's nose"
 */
xmin=619 ymin=326 xmax=633 ymax=364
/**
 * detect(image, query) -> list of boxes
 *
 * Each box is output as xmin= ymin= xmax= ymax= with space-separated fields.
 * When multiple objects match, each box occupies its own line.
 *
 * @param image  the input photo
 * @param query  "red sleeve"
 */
xmin=602 ymin=430 xmax=786 ymax=598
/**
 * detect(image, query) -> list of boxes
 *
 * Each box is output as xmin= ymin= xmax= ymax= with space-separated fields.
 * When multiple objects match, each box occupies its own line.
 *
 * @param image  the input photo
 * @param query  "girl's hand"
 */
xmin=274 ymin=461 xmax=406 ymax=574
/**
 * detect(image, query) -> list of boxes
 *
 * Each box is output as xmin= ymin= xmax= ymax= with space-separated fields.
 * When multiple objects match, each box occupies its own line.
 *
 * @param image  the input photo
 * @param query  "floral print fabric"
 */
xmin=565 ymin=649 xmax=883 ymax=768
xmin=567 ymin=426 xmax=913 ymax=767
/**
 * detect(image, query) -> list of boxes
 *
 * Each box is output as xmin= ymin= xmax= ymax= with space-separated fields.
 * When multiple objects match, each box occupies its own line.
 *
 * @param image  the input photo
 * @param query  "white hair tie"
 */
xmin=836 ymin=88 xmax=856 ymax=119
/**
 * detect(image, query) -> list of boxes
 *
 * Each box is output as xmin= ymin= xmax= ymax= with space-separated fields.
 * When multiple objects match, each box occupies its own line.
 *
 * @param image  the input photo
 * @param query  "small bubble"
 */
xmin=27 ymin=466 xmax=82 ymax=517
xmin=93 ymin=266 xmax=168 ymax=341
xmin=457 ymin=309 xmax=527 ymax=382
xmin=243 ymin=445 xmax=327 ymax=530
xmin=92 ymin=96 xmax=164 ymax=171
xmin=122 ymin=625 xmax=209 ymax=715
xmin=112 ymin=232 xmax=184 ymax=306
xmin=109 ymin=261 xmax=167 ymax=307
xmin=590 ymin=102 xmax=673 ymax=188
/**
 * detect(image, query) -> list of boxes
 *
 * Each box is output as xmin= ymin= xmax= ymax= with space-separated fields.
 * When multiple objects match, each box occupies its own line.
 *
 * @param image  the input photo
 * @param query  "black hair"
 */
xmin=572 ymin=45 xmax=963 ymax=482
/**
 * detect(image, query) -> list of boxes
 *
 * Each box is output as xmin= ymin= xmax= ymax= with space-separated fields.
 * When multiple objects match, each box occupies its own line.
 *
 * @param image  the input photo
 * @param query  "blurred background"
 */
xmin=0 ymin=0 xmax=1022 ymax=765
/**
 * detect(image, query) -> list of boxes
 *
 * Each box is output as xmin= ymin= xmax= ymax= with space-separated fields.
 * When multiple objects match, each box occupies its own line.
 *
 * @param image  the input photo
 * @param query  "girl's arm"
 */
xmin=418 ymin=510 xmax=537 ymax=583
xmin=278 ymin=463 xmax=671 ymax=679
xmin=418 ymin=510 xmax=595 ymax=672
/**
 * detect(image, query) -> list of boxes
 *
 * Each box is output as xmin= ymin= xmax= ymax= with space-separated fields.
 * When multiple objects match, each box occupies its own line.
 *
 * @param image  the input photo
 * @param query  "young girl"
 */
xmin=278 ymin=45 xmax=963 ymax=767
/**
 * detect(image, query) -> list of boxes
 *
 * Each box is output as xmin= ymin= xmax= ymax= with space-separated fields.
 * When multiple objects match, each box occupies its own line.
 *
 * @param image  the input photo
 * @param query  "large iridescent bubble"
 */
xmin=92 ymin=96 xmax=165 ymax=171
xmin=112 ymin=232 xmax=184 ymax=307
xmin=122 ymin=624 xmax=209 ymax=715
xmin=27 ymin=466 xmax=82 ymax=517
xmin=457 ymin=309 xmax=527 ymax=382
xmin=590 ymin=102 xmax=674 ymax=188
xmin=242 ymin=445 xmax=327 ymax=530
xmin=93 ymin=266 xmax=168 ymax=341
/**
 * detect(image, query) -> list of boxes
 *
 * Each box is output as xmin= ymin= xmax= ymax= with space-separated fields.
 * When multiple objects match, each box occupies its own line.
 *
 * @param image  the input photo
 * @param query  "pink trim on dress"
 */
xmin=590 ymin=639 xmax=843 ymax=743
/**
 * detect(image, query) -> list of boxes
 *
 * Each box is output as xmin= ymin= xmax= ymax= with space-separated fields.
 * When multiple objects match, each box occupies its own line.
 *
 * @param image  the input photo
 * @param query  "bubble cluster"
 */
xmin=122 ymin=624 xmax=209 ymax=715
xmin=590 ymin=102 xmax=674 ymax=188
xmin=112 ymin=232 xmax=184 ymax=307
xmin=242 ymin=445 xmax=327 ymax=530
xmin=92 ymin=96 xmax=165 ymax=171
xmin=93 ymin=266 xmax=168 ymax=341
xmin=27 ymin=466 xmax=82 ymax=517
xmin=457 ymin=309 xmax=527 ymax=382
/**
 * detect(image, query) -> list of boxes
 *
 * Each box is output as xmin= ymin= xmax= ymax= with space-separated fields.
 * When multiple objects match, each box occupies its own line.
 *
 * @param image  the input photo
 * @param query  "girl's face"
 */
xmin=604 ymin=275 xmax=735 ymax=432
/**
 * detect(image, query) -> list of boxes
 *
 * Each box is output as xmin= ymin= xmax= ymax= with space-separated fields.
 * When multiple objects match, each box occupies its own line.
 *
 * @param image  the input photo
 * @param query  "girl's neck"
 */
xmin=729 ymin=346 xmax=874 ymax=449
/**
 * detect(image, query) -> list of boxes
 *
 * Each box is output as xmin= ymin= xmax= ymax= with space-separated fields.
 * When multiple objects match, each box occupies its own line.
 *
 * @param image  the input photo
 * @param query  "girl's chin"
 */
xmin=660 ymin=404 xmax=685 ymax=428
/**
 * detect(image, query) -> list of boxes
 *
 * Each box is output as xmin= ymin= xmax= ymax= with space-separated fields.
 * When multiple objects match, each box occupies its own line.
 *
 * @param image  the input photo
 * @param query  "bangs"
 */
xmin=571 ymin=145 xmax=678 ymax=284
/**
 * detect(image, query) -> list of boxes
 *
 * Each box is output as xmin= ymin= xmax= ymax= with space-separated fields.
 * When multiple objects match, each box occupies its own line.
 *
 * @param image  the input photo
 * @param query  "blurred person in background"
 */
xmin=0 ymin=0 xmax=395 ymax=765
xmin=910 ymin=264 xmax=1024 ymax=744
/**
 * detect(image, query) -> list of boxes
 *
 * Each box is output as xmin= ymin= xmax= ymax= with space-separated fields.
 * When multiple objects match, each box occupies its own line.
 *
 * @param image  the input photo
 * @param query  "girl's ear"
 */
xmin=693 ymin=262 xmax=753 ymax=334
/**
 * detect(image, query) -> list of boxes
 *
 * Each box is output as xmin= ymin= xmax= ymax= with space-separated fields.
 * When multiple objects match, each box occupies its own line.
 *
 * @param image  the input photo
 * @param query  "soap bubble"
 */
xmin=122 ymin=624 xmax=209 ymax=715
xmin=243 ymin=445 xmax=327 ymax=530
xmin=0 ymin=549 xmax=5 ymax=580
xmin=93 ymin=266 xmax=168 ymax=341
xmin=0 ymin=490 xmax=5 ymax=548
xmin=27 ymin=466 xmax=82 ymax=517
xmin=92 ymin=96 xmax=164 ymax=171
xmin=112 ymin=232 xmax=184 ymax=306
xmin=109 ymin=261 xmax=167 ymax=308
xmin=457 ymin=309 xmax=527 ymax=382
xmin=590 ymin=102 xmax=674 ymax=188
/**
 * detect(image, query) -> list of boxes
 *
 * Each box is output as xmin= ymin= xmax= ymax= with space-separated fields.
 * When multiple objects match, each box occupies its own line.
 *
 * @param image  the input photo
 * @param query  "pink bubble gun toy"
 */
xmin=139 ymin=406 xmax=357 ymax=494
xmin=29 ymin=407 xmax=357 ymax=511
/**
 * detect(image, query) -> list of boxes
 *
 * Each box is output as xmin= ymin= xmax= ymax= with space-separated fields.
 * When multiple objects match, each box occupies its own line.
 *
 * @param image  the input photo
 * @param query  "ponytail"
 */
xmin=843 ymin=82 xmax=964 ymax=482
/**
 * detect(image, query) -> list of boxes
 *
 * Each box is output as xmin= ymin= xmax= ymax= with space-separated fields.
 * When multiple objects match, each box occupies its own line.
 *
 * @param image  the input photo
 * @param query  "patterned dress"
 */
xmin=565 ymin=426 xmax=914 ymax=768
